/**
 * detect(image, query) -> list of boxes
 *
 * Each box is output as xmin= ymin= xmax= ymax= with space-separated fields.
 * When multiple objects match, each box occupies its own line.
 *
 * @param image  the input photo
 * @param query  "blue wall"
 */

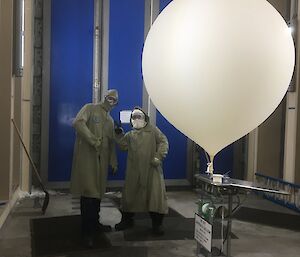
xmin=107 ymin=0 xmax=145 ymax=180
xmin=107 ymin=0 xmax=189 ymax=180
xmin=48 ymin=0 xmax=94 ymax=181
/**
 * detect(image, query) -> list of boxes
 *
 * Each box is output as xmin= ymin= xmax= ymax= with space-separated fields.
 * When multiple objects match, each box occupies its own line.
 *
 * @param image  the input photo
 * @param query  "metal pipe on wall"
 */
xmin=93 ymin=0 xmax=103 ymax=103
xmin=288 ymin=0 xmax=298 ymax=92
xmin=13 ymin=0 xmax=25 ymax=77
xmin=283 ymin=0 xmax=299 ymax=183
xmin=143 ymin=0 xmax=159 ymax=124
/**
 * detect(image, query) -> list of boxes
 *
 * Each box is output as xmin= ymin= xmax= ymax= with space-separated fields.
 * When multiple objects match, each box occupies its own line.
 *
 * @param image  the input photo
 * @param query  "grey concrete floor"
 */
xmin=0 ymin=190 xmax=299 ymax=257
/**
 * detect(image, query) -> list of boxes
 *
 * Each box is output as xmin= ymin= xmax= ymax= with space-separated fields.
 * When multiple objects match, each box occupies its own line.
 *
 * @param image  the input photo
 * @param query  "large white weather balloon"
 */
xmin=142 ymin=0 xmax=295 ymax=167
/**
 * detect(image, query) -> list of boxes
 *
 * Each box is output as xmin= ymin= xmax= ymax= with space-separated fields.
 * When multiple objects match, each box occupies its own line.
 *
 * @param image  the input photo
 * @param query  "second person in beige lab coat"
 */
xmin=114 ymin=107 xmax=169 ymax=235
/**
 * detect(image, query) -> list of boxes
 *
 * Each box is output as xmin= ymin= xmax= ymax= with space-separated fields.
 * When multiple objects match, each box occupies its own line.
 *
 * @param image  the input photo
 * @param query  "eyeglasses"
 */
xmin=105 ymin=96 xmax=117 ymax=104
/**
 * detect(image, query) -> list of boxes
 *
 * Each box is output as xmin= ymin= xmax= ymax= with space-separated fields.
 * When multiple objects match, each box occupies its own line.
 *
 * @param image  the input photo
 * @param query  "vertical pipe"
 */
xmin=283 ymin=0 xmax=298 ymax=183
xmin=93 ymin=0 xmax=102 ymax=103
xmin=246 ymin=128 xmax=258 ymax=181
xmin=21 ymin=0 xmax=34 ymax=192
xmin=226 ymin=192 xmax=233 ymax=257
xmin=14 ymin=0 xmax=24 ymax=77
xmin=288 ymin=0 xmax=298 ymax=92
xmin=41 ymin=0 xmax=51 ymax=185
xmin=143 ymin=0 xmax=159 ymax=124
xmin=100 ymin=0 xmax=110 ymax=101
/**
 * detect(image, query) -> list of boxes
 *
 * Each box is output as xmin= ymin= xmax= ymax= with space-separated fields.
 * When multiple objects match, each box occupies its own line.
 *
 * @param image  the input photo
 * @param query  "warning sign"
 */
xmin=194 ymin=213 xmax=212 ymax=252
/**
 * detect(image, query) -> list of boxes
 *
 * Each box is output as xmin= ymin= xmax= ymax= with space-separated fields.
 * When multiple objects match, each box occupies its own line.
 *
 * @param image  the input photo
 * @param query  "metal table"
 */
xmin=194 ymin=174 xmax=289 ymax=257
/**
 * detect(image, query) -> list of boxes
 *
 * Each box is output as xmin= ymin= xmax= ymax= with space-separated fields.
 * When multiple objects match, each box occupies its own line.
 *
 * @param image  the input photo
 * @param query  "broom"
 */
xmin=11 ymin=119 xmax=50 ymax=214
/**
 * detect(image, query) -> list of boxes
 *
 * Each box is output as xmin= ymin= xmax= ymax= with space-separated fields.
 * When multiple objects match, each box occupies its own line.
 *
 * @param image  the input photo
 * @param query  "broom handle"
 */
xmin=11 ymin=119 xmax=45 ymax=191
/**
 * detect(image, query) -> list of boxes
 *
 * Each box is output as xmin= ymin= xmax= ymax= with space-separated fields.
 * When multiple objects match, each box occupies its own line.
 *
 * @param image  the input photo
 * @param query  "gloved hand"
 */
xmin=93 ymin=138 xmax=102 ymax=153
xmin=114 ymin=126 xmax=124 ymax=135
xmin=111 ymin=165 xmax=118 ymax=175
xmin=114 ymin=120 xmax=124 ymax=135
xmin=150 ymin=157 xmax=161 ymax=167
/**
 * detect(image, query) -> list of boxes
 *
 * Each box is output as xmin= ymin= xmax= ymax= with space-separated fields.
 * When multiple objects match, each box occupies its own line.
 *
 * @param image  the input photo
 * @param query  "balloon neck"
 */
xmin=206 ymin=155 xmax=214 ymax=176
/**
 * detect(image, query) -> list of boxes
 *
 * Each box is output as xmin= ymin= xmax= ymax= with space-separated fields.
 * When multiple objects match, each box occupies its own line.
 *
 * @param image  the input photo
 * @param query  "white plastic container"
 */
xmin=212 ymin=174 xmax=223 ymax=184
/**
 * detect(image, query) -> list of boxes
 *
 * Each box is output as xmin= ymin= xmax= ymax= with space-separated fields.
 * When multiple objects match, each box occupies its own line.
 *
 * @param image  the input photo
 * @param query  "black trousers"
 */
xmin=149 ymin=212 xmax=164 ymax=228
xmin=121 ymin=211 xmax=164 ymax=228
xmin=80 ymin=196 xmax=101 ymax=237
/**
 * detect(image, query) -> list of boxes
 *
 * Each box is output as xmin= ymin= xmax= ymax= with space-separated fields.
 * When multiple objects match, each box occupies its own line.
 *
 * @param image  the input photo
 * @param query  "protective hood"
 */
xmin=130 ymin=106 xmax=149 ymax=129
xmin=102 ymin=89 xmax=119 ymax=111
xmin=105 ymin=89 xmax=118 ymax=103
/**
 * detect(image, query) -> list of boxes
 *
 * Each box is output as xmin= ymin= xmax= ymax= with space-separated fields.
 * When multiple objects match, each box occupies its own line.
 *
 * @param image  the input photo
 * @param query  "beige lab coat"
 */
xmin=70 ymin=103 xmax=117 ymax=199
xmin=118 ymin=123 xmax=169 ymax=214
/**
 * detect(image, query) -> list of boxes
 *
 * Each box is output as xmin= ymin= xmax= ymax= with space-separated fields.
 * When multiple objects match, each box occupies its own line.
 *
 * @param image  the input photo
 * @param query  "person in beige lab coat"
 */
xmin=114 ymin=107 xmax=169 ymax=236
xmin=70 ymin=89 xmax=118 ymax=247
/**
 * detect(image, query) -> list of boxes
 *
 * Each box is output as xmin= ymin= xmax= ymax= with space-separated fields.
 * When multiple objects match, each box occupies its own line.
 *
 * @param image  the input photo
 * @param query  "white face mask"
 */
xmin=131 ymin=119 xmax=146 ymax=129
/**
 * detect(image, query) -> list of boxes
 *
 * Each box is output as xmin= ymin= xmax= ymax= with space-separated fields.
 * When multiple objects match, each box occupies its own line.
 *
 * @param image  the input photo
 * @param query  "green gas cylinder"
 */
xmin=201 ymin=202 xmax=216 ymax=223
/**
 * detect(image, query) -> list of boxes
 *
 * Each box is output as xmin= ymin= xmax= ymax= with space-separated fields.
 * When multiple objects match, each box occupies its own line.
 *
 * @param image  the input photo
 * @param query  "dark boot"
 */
xmin=150 ymin=212 xmax=164 ymax=236
xmin=97 ymin=223 xmax=112 ymax=232
xmin=82 ymin=236 xmax=94 ymax=249
xmin=80 ymin=196 xmax=97 ymax=248
xmin=115 ymin=211 xmax=134 ymax=231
